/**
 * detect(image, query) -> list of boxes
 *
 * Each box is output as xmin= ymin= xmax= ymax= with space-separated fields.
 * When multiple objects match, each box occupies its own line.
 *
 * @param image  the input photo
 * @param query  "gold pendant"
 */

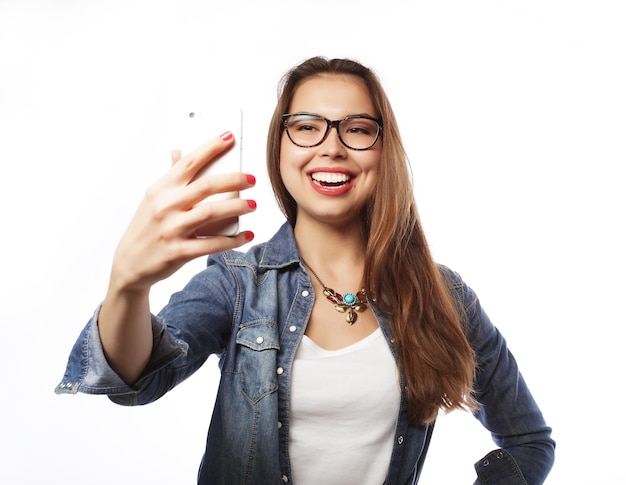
xmin=346 ymin=308 xmax=357 ymax=325
xmin=335 ymin=305 xmax=359 ymax=325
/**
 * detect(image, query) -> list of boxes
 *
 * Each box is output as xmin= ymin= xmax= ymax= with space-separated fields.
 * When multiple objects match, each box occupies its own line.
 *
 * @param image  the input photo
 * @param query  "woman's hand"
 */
xmin=109 ymin=131 xmax=256 ymax=294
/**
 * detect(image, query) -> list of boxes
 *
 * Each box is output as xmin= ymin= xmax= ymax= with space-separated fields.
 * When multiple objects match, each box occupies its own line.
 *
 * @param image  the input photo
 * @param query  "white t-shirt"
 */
xmin=289 ymin=328 xmax=401 ymax=485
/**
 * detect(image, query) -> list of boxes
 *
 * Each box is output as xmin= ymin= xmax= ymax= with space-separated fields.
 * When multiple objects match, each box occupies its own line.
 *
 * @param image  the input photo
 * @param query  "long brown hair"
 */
xmin=267 ymin=56 xmax=477 ymax=424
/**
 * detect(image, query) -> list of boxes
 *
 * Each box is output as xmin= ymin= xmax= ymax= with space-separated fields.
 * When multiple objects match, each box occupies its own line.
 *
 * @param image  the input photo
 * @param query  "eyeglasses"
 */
xmin=282 ymin=112 xmax=382 ymax=151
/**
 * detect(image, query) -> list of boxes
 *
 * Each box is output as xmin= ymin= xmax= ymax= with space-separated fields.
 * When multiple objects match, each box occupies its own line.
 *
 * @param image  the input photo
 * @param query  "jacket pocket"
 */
xmin=235 ymin=319 xmax=280 ymax=403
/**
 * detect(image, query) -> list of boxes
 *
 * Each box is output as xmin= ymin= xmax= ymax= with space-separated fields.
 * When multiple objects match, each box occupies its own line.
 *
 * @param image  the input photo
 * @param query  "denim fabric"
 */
xmin=473 ymin=449 xmax=528 ymax=485
xmin=56 ymin=221 xmax=555 ymax=484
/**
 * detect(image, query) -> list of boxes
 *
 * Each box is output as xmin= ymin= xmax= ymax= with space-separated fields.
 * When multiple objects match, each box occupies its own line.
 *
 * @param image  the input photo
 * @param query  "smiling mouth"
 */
xmin=311 ymin=172 xmax=352 ymax=187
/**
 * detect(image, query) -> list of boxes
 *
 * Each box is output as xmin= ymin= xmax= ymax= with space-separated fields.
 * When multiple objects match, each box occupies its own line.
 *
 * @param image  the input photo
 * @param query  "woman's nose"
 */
xmin=319 ymin=125 xmax=348 ymax=159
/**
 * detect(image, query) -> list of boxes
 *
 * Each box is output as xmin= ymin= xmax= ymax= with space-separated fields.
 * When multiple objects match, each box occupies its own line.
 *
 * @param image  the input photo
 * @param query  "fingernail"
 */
xmin=170 ymin=149 xmax=182 ymax=164
xmin=246 ymin=174 xmax=256 ymax=185
xmin=244 ymin=231 xmax=255 ymax=241
xmin=247 ymin=200 xmax=257 ymax=209
xmin=220 ymin=131 xmax=234 ymax=141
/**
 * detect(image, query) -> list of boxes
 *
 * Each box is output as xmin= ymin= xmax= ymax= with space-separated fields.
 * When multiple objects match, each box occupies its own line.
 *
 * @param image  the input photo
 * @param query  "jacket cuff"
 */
xmin=55 ymin=306 xmax=185 ymax=396
xmin=473 ymin=449 xmax=527 ymax=485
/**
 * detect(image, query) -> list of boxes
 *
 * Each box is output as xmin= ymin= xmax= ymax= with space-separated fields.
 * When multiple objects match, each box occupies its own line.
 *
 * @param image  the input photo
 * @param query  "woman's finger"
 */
xmin=173 ymin=171 xmax=255 ymax=211
xmin=179 ymin=196 xmax=257 ymax=238
xmin=171 ymin=149 xmax=182 ymax=165
xmin=181 ymin=230 xmax=256 ymax=260
xmin=170 ymin=132 xmax=235 ymax=184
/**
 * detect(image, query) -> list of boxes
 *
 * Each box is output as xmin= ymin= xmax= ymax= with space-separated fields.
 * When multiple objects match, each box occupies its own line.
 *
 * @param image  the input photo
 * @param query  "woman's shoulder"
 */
xmin=437 ymin=263 xmax=464 ymax=288
xmin=437 ymin=263 xmax=480 ymax=312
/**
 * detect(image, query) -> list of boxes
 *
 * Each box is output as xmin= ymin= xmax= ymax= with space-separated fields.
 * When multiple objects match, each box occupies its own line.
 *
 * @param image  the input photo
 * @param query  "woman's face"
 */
xmin=279 ymin=74 xmax=381 ymax=228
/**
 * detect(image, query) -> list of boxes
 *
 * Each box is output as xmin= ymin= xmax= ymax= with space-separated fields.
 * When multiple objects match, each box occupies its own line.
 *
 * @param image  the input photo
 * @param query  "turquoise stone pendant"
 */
xmin=323 ymin=287 xmax=368 ymax=325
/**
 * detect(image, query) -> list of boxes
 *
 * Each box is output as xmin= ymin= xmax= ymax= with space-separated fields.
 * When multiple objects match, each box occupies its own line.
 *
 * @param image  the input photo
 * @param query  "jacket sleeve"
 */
xmin=55 ymin=255 xmax=237 ymax=405
xmin=442 ymin=266 xmax=555 ymax=485
xmin=54 ymin=306 xmax=189 ymax=404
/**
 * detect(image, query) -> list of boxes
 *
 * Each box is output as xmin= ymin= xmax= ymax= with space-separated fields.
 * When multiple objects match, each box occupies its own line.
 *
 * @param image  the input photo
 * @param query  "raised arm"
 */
xmin=98 ymin=132 xmax=256 ymax=384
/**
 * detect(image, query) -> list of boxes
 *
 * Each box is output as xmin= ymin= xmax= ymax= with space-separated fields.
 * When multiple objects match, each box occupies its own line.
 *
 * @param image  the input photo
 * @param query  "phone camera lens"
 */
xmin=189 ymin=112 xmax=195 ymax=118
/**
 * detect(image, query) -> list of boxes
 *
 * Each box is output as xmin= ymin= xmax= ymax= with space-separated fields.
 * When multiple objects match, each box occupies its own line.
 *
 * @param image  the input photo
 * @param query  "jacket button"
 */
xmin=302 ymin=290 xmax=310 ymax=297
xmin=281 ymin=475 xmax=289 ymax=483
xmin=256 ymin=337 xmax=264 ymax=344
xmin=397 ymin=435 xmax=404 ymax=445
xmin=277 ymin=367 xmax=284 ymax=375
xmin=289 ymin=325 xmax=297 ymax=332
xmin=278 ymin=421 xmax=282 ymax=429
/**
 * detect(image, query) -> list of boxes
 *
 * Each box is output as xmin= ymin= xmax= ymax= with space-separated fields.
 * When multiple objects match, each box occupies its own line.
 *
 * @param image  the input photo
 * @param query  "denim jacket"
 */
xmin=56 ymin=222 xmax=555 ymax=484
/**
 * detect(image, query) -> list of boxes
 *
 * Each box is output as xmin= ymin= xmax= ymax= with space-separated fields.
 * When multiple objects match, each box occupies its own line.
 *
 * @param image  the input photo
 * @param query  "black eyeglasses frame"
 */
xmin=282 ymin=112 xmax=383 ymax=151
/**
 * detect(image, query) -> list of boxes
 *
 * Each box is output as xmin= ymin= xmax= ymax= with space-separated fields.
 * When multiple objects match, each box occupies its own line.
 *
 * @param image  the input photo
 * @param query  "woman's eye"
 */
xmin=345 ymin=124 xmax=373 ymax=136
xmin=288 ymin=115 xmax=324 ymax=133
xmin=342 ymin=118 xmax=378 ymax=137
xmin=347 ymin=126 xmax=371 ymax=135
xmin=296 ymin=123 xmax=318 ymax=132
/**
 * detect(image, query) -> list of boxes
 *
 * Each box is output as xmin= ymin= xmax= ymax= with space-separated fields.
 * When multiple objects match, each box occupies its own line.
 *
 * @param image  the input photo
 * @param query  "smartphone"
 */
xmin=164 ymin=102 xmax=243 ymax=237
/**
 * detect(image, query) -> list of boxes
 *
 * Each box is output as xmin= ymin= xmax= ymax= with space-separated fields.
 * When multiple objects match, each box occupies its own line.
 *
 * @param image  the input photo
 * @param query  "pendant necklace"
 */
xmin=301 ymin=258 xmax=368 ymax=325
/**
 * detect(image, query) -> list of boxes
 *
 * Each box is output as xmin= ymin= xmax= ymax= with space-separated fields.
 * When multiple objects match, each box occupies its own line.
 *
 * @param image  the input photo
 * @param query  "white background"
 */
xmin=1 ymin=1 xmax=624 ymax=483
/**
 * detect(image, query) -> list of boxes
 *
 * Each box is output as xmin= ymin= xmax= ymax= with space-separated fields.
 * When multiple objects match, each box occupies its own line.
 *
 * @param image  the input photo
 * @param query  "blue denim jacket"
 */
xmin=56 ymin=222 xmax=555 ymax=484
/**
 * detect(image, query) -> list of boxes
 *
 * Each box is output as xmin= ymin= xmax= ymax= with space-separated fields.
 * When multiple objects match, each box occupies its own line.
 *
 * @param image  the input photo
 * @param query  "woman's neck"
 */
xmin=293 ymin=217 xmax=366 ymax=285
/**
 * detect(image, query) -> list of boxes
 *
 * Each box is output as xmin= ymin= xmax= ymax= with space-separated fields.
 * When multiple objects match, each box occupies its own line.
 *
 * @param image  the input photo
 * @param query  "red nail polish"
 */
xmin=246 ymin=174 xmax=256 ymax=185
xmin=247 ymin=200 xmax=257 ymax=209
xmin=244 ymin=231 xmax=255 ymax=241
xmin=220 ymin=131 xmax=234 ymax=141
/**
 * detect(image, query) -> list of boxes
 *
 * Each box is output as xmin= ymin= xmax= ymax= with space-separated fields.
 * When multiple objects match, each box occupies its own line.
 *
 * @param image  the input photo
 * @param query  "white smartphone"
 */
xmin=164 ymin=102 xmax=243 ymax=237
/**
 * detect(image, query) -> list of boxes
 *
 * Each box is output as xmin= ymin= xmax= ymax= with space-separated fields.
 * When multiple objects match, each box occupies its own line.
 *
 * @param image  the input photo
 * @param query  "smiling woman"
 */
xmin=55 ymin=56 xmax=555 ymax=484
xmin=3 ymin=0 xmax=625 ymax=483
xmin=275 ymin=72 xmax=383 ymax=221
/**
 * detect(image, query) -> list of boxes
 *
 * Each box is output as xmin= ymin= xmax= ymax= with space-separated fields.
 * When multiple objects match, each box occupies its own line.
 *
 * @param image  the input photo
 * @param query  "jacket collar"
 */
xmin=258 ymin=221 xmax=301 ymax=269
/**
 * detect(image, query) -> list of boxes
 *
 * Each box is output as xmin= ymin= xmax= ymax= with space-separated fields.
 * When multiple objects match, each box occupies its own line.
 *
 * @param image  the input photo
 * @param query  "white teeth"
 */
xmin=311 ymin=172 xmax=350 ymax=184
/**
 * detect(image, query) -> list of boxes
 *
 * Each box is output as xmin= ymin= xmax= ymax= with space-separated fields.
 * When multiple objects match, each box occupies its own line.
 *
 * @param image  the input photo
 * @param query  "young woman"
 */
xmin=57 ymin=57 xmax=555 ymax=484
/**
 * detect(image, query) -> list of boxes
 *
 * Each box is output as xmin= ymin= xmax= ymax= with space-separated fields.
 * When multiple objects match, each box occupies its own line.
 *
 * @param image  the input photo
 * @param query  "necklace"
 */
xmin=301 ymin=258 xmax=368 ymax=325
